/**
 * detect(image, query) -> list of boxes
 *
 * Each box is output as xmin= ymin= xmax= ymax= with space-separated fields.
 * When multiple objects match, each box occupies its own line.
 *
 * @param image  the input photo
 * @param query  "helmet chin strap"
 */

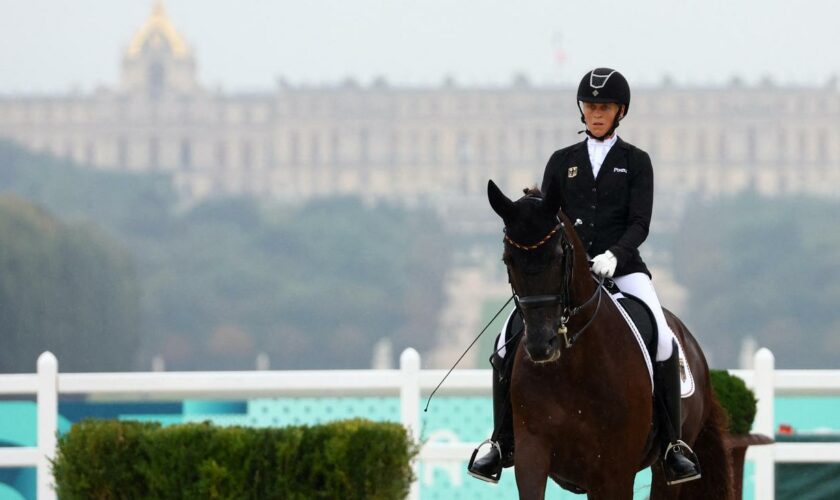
xmin=577 ymin=107 xmax=624 ymax=141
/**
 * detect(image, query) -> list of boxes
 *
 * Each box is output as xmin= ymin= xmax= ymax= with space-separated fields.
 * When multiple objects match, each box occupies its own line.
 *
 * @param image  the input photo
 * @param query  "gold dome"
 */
xmin=126 ymin=1 xmax=190 ymax=58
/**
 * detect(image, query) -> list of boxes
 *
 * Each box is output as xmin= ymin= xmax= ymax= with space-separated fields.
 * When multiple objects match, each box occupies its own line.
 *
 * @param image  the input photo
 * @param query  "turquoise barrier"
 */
xmin=0 ymin=395 xmax=837 ymax=499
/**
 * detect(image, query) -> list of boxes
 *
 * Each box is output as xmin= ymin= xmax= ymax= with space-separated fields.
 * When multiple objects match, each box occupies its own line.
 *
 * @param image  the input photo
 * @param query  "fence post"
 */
xmin=753 ymin=348 xmax=775 ymax=500
xmin=36 ymin=352 xmax=58 ymax=500
xmin=400 ymin=348 xmax=421 ymax=500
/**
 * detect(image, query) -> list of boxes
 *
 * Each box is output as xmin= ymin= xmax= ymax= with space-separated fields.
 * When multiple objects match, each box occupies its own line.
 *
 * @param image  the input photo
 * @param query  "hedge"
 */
xmin=52 ymin=418 xmax=416 ymax=500
xmin=710 ymin=369 xmax=758 ymax=435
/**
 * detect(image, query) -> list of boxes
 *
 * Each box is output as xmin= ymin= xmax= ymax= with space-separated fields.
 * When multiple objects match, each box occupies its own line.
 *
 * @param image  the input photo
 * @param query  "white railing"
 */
xmin=1 ymin=348 xmax=839 ymax=500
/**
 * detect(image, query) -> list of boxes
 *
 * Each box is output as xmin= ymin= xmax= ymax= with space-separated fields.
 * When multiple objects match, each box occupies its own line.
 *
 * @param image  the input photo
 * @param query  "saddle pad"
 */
xmin=609 ymin=291 xmax=695 ymax=398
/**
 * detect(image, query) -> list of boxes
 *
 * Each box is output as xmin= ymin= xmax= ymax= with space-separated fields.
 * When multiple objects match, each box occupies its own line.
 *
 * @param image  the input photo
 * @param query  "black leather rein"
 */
xmin=505 ymin=218 xmax=606 ymax=348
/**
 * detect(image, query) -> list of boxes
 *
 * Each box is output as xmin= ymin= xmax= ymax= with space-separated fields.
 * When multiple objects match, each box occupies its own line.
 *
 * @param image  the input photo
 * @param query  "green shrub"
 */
xmin=710 ymin=369 xmax=758 ymax=435
xmin=53 ymin=418 xmax=416 ymax=500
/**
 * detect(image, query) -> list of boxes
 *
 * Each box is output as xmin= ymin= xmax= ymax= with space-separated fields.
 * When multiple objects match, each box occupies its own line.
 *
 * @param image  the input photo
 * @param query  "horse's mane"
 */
xmin=523 ymin=186 xmax=542 ymax=198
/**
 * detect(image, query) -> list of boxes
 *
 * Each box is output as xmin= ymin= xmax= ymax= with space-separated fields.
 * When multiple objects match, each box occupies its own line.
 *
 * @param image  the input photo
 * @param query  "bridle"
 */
xmin=505 ymin=217 xmax=605 ymax=349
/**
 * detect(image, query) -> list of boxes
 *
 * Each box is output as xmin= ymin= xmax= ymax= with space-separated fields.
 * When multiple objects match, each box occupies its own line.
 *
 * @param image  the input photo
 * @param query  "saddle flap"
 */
xmin=612 ymin=291 xmax=695 ymax=398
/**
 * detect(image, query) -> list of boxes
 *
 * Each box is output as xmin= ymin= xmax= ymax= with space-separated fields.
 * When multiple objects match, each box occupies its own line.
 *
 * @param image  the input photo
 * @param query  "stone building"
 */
xmin=1 ymin=3 xmax=839 ymax=231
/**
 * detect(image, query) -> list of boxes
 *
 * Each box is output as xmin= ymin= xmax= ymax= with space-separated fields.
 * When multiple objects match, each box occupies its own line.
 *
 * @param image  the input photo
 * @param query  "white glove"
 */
xmin=591 ymin=250 xmax=617 ymax=278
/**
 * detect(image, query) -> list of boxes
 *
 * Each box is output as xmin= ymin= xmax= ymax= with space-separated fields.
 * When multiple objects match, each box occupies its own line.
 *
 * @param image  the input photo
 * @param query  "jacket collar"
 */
xmin=571 ymin=136 xmax=630 ymax=184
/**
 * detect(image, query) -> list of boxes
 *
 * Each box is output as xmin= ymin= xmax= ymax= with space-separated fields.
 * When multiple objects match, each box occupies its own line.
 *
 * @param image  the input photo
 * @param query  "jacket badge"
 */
xmin=567 ymin=166 xmax=578 ymax=178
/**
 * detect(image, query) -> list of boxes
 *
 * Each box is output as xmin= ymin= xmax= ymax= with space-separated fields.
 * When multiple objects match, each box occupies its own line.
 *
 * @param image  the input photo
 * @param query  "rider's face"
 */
xmin=581 ymin=102 xmax=623 ymax=138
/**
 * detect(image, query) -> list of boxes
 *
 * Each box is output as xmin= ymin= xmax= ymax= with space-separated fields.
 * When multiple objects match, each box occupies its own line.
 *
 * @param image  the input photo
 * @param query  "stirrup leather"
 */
xmin=467 ymin=439 xmax=503 ymax=483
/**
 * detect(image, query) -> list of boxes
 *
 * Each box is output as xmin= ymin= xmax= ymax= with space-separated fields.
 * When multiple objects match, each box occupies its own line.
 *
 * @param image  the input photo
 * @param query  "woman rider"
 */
xmin=468 ymin=68 xmax=702 ymax=486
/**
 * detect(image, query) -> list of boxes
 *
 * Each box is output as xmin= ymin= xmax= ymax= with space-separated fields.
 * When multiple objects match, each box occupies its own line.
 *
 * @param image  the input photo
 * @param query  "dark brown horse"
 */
xmin=487 ymin=180 xmax=732 ymax=500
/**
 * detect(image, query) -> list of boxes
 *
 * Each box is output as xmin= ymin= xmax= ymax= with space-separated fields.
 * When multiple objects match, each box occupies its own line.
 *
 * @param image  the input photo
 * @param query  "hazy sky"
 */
xmin=1 ymin=0 xmax=838 ymax=93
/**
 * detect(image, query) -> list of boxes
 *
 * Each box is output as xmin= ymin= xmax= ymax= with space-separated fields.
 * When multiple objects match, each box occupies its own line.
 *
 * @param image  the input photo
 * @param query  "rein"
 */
xmin=506 ymin=218 xmax=605 ymax=349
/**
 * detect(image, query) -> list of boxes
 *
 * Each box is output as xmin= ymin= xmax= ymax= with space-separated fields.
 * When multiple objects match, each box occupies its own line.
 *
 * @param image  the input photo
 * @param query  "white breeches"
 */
xmin=496 ymin=272 xmax=676 ymax=361
xmin=613 ymin=272 xmax=675 ymax=361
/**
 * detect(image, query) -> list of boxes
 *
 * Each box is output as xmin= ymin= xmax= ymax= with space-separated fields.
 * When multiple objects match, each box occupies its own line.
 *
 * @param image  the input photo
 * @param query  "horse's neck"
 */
xmin=565 ymin=228 xmax=597 ymax=307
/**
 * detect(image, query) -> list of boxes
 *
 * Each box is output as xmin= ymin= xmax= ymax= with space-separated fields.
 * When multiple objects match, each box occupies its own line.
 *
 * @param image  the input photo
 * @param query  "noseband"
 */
xmin=505 ymin=219 xmax=604 ymax=348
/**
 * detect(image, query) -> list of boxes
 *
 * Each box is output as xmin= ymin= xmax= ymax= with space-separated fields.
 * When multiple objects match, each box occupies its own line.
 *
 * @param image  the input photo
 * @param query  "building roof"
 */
xmin=126 ymin=1 xmax=190 ymax=59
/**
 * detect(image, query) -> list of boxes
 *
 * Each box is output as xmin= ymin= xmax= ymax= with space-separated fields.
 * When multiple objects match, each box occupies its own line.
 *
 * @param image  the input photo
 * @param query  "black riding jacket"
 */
xmin=541 ymin=137 xmax=653 ymax=278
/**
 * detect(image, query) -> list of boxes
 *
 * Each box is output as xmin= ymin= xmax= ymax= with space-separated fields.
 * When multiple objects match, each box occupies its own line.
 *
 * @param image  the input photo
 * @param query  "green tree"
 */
xmin=0 ymin=140 xmax=452 ymax=370
xmin=672 ymin=192 xmax=840 ymax=368
xmin=142 ymin=196 xmax=450 ymax=369
xmin=0 ymin=195 xmax=141 ymax=372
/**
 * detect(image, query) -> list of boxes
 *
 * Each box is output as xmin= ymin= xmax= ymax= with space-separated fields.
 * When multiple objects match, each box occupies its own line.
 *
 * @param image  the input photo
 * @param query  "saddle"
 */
xmin=603 ymin=279 xmax=659 ymax=366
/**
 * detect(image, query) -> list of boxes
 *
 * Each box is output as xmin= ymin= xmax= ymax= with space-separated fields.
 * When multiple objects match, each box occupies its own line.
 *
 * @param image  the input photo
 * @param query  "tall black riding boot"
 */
xmin=655 ymin=339 xmax=702 ymax=486
xmin=467 ymin=335 xmax=516 ymax=483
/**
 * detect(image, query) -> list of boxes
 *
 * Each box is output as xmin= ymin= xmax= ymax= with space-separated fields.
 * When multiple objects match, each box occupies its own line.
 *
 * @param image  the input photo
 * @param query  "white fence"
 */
xmin=1 ymin=348 xmax=840 ymax=499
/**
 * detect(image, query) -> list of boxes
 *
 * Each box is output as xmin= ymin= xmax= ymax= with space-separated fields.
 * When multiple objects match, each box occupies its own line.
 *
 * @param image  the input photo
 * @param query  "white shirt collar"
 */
xmin=586 ymin=134 xmax=618 ymax=150
xmin=586 ymin=134 xmax=618 ymax=178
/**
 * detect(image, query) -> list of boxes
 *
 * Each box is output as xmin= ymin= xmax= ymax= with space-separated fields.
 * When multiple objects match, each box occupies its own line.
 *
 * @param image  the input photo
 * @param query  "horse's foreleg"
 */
xmin=513 ymin=433 xmax=551 ymax=500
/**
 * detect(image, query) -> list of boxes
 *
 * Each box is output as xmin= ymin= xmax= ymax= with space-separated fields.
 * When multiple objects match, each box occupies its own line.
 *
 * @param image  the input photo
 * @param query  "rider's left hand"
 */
xmin=591 ymin=250 xmax=617 ymax=278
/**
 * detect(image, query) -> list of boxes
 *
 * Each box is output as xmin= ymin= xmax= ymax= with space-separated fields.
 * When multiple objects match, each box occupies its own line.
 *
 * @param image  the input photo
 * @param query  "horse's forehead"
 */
xmin=514 ymin=197 xmax=545 ymax=217
xmin=516 ymin=196 xmax=543 ymax=207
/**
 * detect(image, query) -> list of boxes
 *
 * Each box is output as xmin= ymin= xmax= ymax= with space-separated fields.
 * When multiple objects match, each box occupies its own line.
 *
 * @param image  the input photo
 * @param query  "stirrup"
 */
xmin=467 ymin=439 xmax=503 ymax=483
xmin=664 ymin=440 xmax=701 ymax=485
xmin=664 ymin=440 xmax=697 ymax=461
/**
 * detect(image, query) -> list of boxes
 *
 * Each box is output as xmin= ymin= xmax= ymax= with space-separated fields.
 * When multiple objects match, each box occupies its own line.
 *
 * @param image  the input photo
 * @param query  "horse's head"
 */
xmin=488 ymin=179 xmax=571 ymax=364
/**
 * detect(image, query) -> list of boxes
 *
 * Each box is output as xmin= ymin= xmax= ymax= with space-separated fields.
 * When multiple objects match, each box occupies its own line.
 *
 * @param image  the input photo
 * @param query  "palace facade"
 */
xmin=1 ymin=4 xmax=839 ymax=232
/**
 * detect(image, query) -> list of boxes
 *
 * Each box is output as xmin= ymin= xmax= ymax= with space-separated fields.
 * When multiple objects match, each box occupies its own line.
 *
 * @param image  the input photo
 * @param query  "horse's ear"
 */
xmin=542 ymin=180 xmax=563 ymax=217
xmin=487 ymin=180 xmax=516 ymax=220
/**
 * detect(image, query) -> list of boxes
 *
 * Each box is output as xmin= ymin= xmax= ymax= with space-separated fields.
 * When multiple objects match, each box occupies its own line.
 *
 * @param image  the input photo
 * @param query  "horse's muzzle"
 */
xmin=524 ymin=330 xmax=562 ymax=364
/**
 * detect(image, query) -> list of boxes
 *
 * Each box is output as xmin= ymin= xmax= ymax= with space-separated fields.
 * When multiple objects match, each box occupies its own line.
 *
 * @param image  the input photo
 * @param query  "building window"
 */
xmin=477 ymin=133 xmax=488 ymax=164
xmin=798 ymin=131 xmax=807 ymax=161
xmin=429 ymin=131 xmax=439 ymax=164
xmin=148 ymin=62 xmax=165 ymax=100
xmin=118 ymin=137 xmax=128 ymax=167
xmin=289 ymin=132 xmax=299 ymax=164
xmin=215 ymin=141 xmax=227 ymax=168
xmin=309 ymin=135 xmax=320 ymax=166
xmin=817 ymin=130 xmax=828 ymax=164
xmin=646 ymin=131 xmax=659 ymax=161
xmin=263 ymin=139 xmax=274 ymax=169
xmin=330 ymin=131 xmax=341 ymax=165
xmin=388 ymin=131 xmax=399 ymax=166
xmin=359 ymin=129 xmax=370 ymax=165
xmin=696 ymin=131 xmax=708 ymax=163
xmin=497 ymin=131 xmax=508 ymax=164
xmin=408 ymin=130 xmax=420 ymax=164
xmin=85 ymin=142 xmax=95 ymax=165
xmin=534 ymin=128 xmax=544 ymax=161
xmin=149 ymin=138 xmax=160 ymax=169
xmin=776 ymin=130 xmax=787 ymax=164
xmin=241 ymin=140 xmax=253 ymax=169
xmin=746 ymin=128 xmax=757 ymax=165
xmin=180 ymin=139 xmax=192 ymax=168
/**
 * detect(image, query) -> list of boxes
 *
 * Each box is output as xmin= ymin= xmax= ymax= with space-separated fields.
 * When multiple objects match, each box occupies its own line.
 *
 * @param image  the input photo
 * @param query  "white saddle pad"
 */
xmin=608 ymin=291 xmax=695 ymax=398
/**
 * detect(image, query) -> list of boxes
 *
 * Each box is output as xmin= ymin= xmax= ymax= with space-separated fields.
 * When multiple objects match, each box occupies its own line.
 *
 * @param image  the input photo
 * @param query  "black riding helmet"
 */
xmin=577 ymin=68 xmax=630 ymax=140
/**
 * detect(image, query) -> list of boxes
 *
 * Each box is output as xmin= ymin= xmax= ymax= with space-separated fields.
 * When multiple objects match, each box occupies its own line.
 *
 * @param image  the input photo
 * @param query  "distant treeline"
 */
xmin=0 ymin=195 xmax=140 ymax=372
xmin=0 ymin=140 xmax=451 ymax=371
xmin=673 ymin=191 xmax=840 ymax=368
